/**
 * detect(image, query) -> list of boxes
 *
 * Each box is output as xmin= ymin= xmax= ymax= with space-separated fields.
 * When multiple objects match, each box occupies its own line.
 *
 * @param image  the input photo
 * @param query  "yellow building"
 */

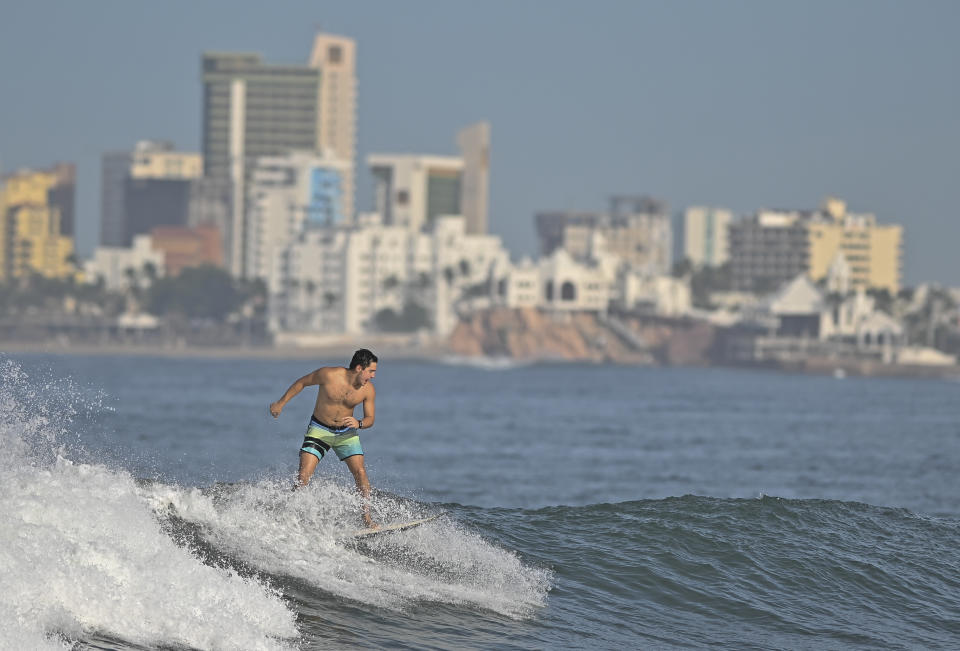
xmin=806 ymin=198 xmax=902 ymax=294
xmin=0 ymin=165 xmax=77 ymax=282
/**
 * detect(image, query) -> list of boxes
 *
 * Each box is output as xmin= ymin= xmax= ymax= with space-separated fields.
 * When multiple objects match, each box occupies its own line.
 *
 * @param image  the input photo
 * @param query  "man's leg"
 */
xmin=296 ymin=451 xmax=320 ymax=488
xmin=343 ymin=455 xmax=375 ymax=527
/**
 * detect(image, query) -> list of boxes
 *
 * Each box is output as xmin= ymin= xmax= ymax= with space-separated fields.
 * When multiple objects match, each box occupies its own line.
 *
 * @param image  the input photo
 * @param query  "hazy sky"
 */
xmin=1 ymin=1 xmax=957 ymax=285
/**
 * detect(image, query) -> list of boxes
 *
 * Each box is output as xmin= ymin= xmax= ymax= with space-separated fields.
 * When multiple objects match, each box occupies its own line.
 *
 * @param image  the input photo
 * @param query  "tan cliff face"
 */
xmin=447 ymin=307 xmax=715 ymax=365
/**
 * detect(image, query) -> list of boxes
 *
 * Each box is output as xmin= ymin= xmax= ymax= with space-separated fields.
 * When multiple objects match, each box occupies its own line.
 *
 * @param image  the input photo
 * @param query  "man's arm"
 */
xmin=269 ymin=370 xmax=322 ymax=418
xmin=354 ymin=384 xmax=376 ymax=430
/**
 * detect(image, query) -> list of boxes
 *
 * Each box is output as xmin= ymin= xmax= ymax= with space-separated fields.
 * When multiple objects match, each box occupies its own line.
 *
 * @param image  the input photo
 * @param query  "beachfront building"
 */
xmin=269 ymin=214 xmax=510 ymax=340
xmin=489 ymin=247 xmax=614 ymax=314
xmin=621 ymin=272 xmax=692 ymax=317
xmin=0 ymin=164 xmax=76 ymax=281
xmin=83 ymin=235 xmax=166 ymax=292
xmin=538 ymin=249 xmax=610 ymax=312
xmin=729 ymin=197 xmax=903 ymax=294
xmin=724 ymin=273 xmax=955 ymax=367
xmin=806 ymin=197 xmax=902 ymax=295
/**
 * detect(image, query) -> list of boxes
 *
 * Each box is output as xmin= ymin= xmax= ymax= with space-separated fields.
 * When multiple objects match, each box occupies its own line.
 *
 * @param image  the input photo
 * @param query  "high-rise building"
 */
xmin=729 ymin=198 xmax=903 ymax=294
xmin=728 ymin=211 xmax=809 ymax=293
xmin=456 ymin=122 xmax=490 ymax=235
xmin=0 ymin=164 xmax=76 ymax=281
xmin=368 ymin=154 xmax=464 ymax=232
xmin=101 ymin=151 xmax=134 ymax=246
xmin=202 ymin=52 xmax=323 ymax=277
xmin=244 ymin=150 xmax=349 ymax=291
xmin=202 ymin=32 xmax=358 ymax=279
xmin=806 ymin=198 xmax=902 ymax=294
xmin=309 ymin=33 xmax=357 ymax=222
xmin=682 ymin=206 xmax=733 ymax=268
xmin=100 ymin=141 xmax=205 ymax=246
xmin=368 ymin=124 xmax=491 ymax=235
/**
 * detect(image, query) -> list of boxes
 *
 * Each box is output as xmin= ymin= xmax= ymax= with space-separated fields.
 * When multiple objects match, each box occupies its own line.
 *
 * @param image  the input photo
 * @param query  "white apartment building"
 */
xmin=83 ymin=234 xmax=165 ymax=292
xmin=368 ymin=154 xmax=464 ymax=233
xmin=621 ymin=272 xmax=692 ymax=316
xmin=367 ymin=123 xmax=492 ymax=235
xmin=245 ymin=150 xmax=349 ymax=292
xmin=270 ymin=215 xmax=509 ymax=337
xmin=682 ymin=206 xmax=733 ymax=268
xmin=490 ymin=248 xmax=611 ymax=313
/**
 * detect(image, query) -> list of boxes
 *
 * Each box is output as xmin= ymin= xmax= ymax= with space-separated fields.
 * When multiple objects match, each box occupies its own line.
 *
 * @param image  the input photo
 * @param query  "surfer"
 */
xmin=269 ymin=349 xmax=378 ymax=527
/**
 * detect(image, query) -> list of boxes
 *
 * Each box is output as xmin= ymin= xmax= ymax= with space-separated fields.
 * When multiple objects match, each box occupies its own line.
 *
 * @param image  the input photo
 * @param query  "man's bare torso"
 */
xmin=312 ymin=367 xmax=370 ymax=426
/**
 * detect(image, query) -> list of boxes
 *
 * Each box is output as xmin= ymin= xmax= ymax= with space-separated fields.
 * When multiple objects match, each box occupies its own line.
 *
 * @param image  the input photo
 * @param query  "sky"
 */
xmin=0 ymin=0 xmax=957 ymax=285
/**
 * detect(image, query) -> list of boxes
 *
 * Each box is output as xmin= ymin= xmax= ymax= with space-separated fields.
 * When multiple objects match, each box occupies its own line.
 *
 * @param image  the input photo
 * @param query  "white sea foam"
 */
xmin=0 ymin=360 xmax=299 ymax=650
xmin=146 ymin=479 xmax=552 ymax=619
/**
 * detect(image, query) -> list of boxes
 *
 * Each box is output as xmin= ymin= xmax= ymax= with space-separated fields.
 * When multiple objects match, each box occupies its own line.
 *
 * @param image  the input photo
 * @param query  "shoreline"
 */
xmin=0 ymin=339 xmax=450 ymax=362
xmin=2 ymin=339 xmax=959 ymax=379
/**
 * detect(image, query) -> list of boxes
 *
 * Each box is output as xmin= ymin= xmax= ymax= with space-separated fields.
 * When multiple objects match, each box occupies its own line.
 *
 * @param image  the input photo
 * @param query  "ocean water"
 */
xmin=2 ymin=353 xmax=960 ymax=649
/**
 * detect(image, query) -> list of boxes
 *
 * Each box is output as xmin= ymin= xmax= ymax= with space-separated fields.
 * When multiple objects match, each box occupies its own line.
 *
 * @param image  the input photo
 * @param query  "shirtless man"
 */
xmin=269 ymin=349 xmax=378 ymax=526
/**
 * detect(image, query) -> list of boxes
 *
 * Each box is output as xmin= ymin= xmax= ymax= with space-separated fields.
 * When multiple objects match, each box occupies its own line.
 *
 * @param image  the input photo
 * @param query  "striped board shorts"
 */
xmin=300 ymin=415 xmax=363 ymax=461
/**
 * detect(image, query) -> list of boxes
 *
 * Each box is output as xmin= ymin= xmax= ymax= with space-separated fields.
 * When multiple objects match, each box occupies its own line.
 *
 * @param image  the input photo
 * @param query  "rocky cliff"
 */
xmin=447 ymin=307 xmax=716 ymax=365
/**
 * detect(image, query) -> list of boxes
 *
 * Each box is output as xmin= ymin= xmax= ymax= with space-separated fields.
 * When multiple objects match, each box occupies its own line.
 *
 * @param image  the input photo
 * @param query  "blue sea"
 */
xmin=2 ymin=353 xmax=960 ymax=649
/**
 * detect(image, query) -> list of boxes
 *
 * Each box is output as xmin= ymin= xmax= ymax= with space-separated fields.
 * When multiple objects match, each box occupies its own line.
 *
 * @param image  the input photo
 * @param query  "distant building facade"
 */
xmin=244 ymin=150 xmax=349 ymax=291
xmin=150 ymin=225 xmax=222 ymax=276
xmin=368 ymin=154 xmax=463 ymax=233
xmin=729 ymin=198 xmax=902 ymax=294
xmin=270 ymin=215 xmax=508 ymax=338
xmin=203 ymin=32 xmax=357 ymax=278
xmin=805 ymin=197 xmax=902 ymax=295
xmin=535 ymin=195 xmax=672 ymax=276
xmin=681 ymin=206 xmax=733 ymax=268
xmin=309 ymin=33 xmax=357 ymax=222
xmin=100 ymin=141 xmax=215 ymax=248
xmin=367 ymin=123 xmax=491 ymax=235
xmin=0 ymin=163 xmax=76 ymax=281
xmin=83 ymin=234 xmax=165 ymax=292
xmin=455 ymin=122 xmax=490 ymax=235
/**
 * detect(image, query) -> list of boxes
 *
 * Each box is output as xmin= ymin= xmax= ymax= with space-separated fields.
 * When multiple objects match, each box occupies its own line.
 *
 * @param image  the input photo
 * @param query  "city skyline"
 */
xmin=0 ymin=1 xmax=957 ymax=285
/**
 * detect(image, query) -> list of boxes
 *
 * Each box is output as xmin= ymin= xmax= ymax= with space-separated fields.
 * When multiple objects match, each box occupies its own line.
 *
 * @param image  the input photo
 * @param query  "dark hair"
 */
xmin=349 ymin=348 xmax=378 ymax=370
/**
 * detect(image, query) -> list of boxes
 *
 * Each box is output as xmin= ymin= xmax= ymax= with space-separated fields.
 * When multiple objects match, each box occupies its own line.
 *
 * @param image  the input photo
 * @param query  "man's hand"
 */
xmin=269 ymin=401 xmax=283 ymax=418
xmin=339 ymin=416 xmax=360 ymax=428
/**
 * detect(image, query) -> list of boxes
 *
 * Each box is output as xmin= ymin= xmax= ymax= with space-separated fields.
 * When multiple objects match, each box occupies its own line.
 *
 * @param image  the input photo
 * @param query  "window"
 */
xmin=328 ymin=46 xmax=342 ymax=63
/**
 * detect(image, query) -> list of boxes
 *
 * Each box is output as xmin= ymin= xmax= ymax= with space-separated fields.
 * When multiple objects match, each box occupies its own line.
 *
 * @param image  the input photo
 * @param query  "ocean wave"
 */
xmin=456 ymin=496 xmax=960 ymax=648
xmin=0 ymin=360 xmax=298 ymax=651
xmin=143 ymin=479 xmax=553 ymax=620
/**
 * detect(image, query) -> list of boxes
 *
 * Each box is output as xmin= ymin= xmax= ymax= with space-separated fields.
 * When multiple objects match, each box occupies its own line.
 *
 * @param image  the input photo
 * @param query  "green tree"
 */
xmin=374 ymin=300 xmax=431 ymax=332
xmin=146 ymin=265 xmax=240 ymax=320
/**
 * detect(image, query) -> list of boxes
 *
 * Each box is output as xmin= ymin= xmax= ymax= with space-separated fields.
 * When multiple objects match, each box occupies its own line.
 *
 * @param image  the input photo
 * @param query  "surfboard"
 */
xmin=350 ymin=514 xmax=442 ymax=540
